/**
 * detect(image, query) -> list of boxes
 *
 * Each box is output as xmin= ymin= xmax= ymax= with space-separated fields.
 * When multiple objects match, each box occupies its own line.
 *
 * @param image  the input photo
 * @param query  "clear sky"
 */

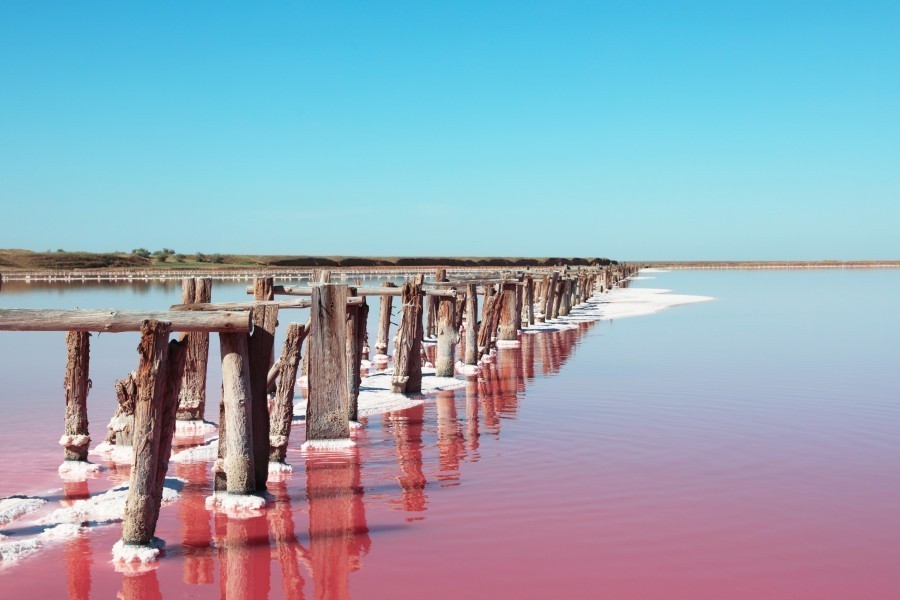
xmin=1 ymin=1 xmax=898 ymax=260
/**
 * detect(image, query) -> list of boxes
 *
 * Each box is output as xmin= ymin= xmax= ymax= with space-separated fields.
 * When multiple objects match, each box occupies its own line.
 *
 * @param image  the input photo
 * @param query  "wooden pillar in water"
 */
xmin=62 ymin=331 xmax=91 ymax=462
xmin=269 ymin=323 xmax=308 ymax=464
xmin=177 ymin=278 xmax=212 ymax=421
xmin=477 ymin=286 xmax=498 ymax=357
xmin=392 ymin=280 xmax=424 ymax=393
xmin=435 ymin=293 xmax=456 ymax=377
xmin=248 ymin=303 xmax=278 ymax=490
xmin=524 ymin=276 xmax=535 ymax=326
xmin=464 ymin=284 xmax=478 ymax=365
xmin=544 ymin=271 xmax=559 ymax=321
xmin=551 ymin=276 xmax=563 ymax=320
xmin=425 ymin=268 xmax=446 ymax=339
xmin=307 ymin=284 xmax=351 ymax=441
xmin=375 ymin=281 xmax=396 ymax=356
xmin=218 ymin=332 xmax=255 ymax=494
xmin=498 ymin=283 xmax=518 ymax=341
xmin=121 ymin=321 xmax=186 ymax=546
xmin=559 ymin=279 xmax=572 ymax=317
xmin=346 ymin=290 xmax=368 ymax=422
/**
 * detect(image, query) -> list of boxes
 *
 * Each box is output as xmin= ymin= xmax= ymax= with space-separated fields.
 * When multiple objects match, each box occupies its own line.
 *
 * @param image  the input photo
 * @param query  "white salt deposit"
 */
xmin=174 ymin=420 xmax=218 ymax=437
xmin=0 ymin=523 xmax=82 ymax=567
xmin=205 ymin=492 xmax=266 ymax=517
xmin=569 ymin=287 xmax=714 ymax=321
xmin=0 ymin=497 xmax=46 ymax=526
xmin=90 ymin=441 xmax=135 ymax=464
xmin=58 ymin=434 xmax=90 ymax=448
xmin=39 ymin=478 xmax=183 ymax=527
xmin=456 ymin=363 xmax=482 ymax=376
xmin=638 ymin=267 xmax=670 ymax=273
xmin=301 ymin=438 xmax=357 ymax=451
xmin=496 ymin=340 xmax=522 ymax=348
xmin=57 ymin=460 xmax=103 ymax=482
xmin=373 ymin=353 xmax=390 ymax=362
xmin=170 ymin=438 xmax=218 ymax=464
xmin=349 ymin=420 xmax=364 ymax=430
xmin=267 ymin=461 xmax=293 ymax=474
xmin=112 ymin=537 xmax=164 ymax=565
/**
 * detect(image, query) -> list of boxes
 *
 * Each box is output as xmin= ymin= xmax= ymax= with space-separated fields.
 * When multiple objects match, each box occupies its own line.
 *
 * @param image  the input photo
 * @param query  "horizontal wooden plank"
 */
xmin=247 ymin=284 xmax=456 ymax=298
xmin=0 ymin=309 xmax=251 ymax=333
xmin=170 ymin=299 xmax=311 ymax=311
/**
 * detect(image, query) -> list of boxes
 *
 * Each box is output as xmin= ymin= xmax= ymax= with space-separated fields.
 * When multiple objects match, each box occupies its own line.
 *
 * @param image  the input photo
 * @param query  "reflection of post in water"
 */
xmin=174 ymin=462 xmax=214 ymax=585
xmin=435 ymin=391 xmax=465 ymax=483
xmin=64 ymin=481 xmax=91 ymax=600
xmin=521 ymin=332 xmax=535 ymax=382
xmin=497 ymin=348 xmax=521 ymax=419
xmin=217 ymin=512 xmax=271 ymax=599
xmin=267 ymin=480 xmax=307 ymax=600
xmin=464 ymin=377 xmax=480 ymax=458
xmin=478 ymin=362 xmax=500 ymax=435
xmin=389 ymin=404 xmax=428 ymax=514
xmin=117 ymin=570 xmax=162 ymax=600
xmin=539 ymin=332 xmax=551 ymax=377
xmin=306 ymin=447 xmax=371 ymax=600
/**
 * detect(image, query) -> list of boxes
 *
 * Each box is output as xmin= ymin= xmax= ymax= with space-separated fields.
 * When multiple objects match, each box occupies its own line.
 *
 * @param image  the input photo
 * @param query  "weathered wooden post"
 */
xmin=346 ymin=290 xmax=369 ymax=422
xmin=425 ymin=268 xmax=445 ymax=339
xmin=62 ymin=331 xmax=91 ymax=462
xmin=104 ymin=372 xmax=137 ymax=446
xmin=524 ymin=276 xmax=535 ymax=326
xmin=177 ymin=278 xmax=212 ymax=421
xmin=218 ymin=331 xmax=256 ymax=494
xmin=119 ymin=321 xmax=186 ymax=553
xmin=269 ymin=323 xmax=308 ymax=466
xmin=392 ymin=280 xmax=424 ymax=393
xmin=248 ymin=302 xmax=278 ymax=491
xmin=374 ymin=282 xmax=396 ymax=359
xmin=477 ymin=286 xmax=499 ymax=358
xmin=559 ymin=279 xmax=572 ymax=317
xmin=306 ymin=284 xmax=351 ymax=444
xmin=498 ymin=283 xmax=518 ymax=342
xmin=535 ymin=275 xmax=549 ymax=322
xmin=544 ymin=271 xmax=559 ymax=321
xmin=435 ymin=292 xmax=456 ymax=377
xmin=464 ymin=284 xmax=478 ymax=365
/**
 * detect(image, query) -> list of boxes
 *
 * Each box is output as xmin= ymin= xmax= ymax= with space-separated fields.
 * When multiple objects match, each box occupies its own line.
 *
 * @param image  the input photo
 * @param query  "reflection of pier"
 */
xmin=305 ymin=448 xmax=371 ymax=600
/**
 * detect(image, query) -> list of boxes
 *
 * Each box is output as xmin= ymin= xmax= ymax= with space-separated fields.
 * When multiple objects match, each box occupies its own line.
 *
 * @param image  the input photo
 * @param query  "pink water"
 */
xmin=0 ymin=271 xmax=898 ymax=598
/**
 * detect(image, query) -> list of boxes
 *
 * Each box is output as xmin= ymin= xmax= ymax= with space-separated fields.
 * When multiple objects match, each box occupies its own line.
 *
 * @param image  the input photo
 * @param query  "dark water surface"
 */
xmin=0 ymin=270 xmax=897 ymax=598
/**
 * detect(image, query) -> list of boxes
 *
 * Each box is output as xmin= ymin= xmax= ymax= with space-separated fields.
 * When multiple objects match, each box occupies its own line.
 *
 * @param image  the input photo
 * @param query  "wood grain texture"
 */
xmin=0 ymin=308 xmax=249 ymax=333
xmin=63 ymin=331 xmax=91 ymax=461
xmin=307 ymin=284 xmax=350 ymax=440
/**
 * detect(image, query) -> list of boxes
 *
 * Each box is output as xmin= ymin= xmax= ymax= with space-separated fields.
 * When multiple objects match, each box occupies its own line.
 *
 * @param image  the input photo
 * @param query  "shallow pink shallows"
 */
xmin=1 ymin=270 xmax=898 ymax=599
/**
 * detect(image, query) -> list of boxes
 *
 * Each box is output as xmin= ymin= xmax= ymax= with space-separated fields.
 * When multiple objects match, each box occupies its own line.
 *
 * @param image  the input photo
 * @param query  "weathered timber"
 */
xmin=426 ymin=268 xmax=446 ymax=338
xmin=559 ymin=279 xmax=572 ymax=317
xmin=544 ymin=272 xmax=559 ymax=321
xmin=392 ymin=280 xmax=424 ymax=393
xmin=250 ymin=284 xmax=455 ymax=298
xmin=464 ymin=283 xmax=478 ymax=365
xmin=248 ymin=304 xmax=278 ymax=491
xmin=219 ymin=332 xmax=256 ymax=494
xmin=105 ymin=371 xmax=137 ymax=445
xmin=121 ymin=320 xmax=172 ymax=545
xmin=269 ymin=323 xmax=308 ymax=463
xmin=477 ymin=286 xmax=499 ymax=356
xmin=551 ymin=278 xmax=564 ymax=319
xmin=524 ymin=276 xmax=535 ymax=326
xmin=254 ymin=277 xmax=275 ymax=302
xmin=62 ymin=331 xmax=91 ymax=461
xmin=307 ymin=284 xmax=351 ymax=441
xmin=346 ymin=290 xmax=368 ymax=422
xmin=177 ymin=278 xmax=212 ymax=420
xmin=0 ymin=309 xmax=249 ymax=333
xmin=171 ymin=299 xmax=311 ymax=311
xmin=147 ymin=336 xmax=186 ymax=540
xmin=498 ymin=283 xmax=518 ymax=341
xmin=435 ymin=293 xmax=457 ymax=377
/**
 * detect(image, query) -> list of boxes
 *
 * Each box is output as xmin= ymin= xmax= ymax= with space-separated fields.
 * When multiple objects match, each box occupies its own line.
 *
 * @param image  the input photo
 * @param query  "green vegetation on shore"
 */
xmin=0 ymin=249 xmax=614 ymax=271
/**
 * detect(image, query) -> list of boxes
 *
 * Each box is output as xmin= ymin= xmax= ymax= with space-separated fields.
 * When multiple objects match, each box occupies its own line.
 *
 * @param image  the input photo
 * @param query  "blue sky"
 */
xmin=1 ymin=1 xmax=898 ymax=260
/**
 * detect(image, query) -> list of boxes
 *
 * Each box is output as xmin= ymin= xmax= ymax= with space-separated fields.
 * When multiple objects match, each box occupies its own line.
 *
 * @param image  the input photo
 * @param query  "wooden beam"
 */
xmin=248 ymin=285 xmax=455 ymax=298
xmin=0 ymin=309 xmax=250 ymax=333
xmin=171 ymin=299 xmax=311 ymax=311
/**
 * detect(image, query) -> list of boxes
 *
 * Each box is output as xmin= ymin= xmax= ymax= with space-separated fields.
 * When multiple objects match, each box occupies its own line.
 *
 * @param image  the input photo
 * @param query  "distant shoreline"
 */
xmin=644 ymin=261 xmax=900 ymax=270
